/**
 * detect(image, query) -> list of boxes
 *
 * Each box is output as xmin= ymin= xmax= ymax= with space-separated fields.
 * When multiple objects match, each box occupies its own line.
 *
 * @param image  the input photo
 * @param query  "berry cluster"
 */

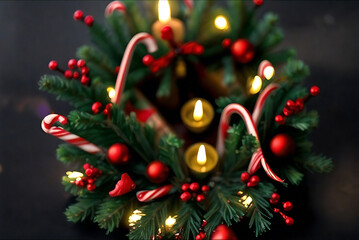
xmin=92 ymin=102 xmax=113 ymax=117
xmin=74 ymin=163 xmax=102 ymax=191
xmin=222 ymin=38 xmax=255 ymax=64
xmin=275 ymin=85 xmax=320 ymax=125
xmin=241 ymin=172 xmax=260 ymax=187
xmin=48 ymin=59 xmax=91 ymax=86
xmin=269 ymin=193 xmax=294 ymax=226
xmin=195 ymin=220 xmax=207 ymax=240
xmin=180 ymin=183 xmax=210 ymax=203
xmin=73 ymin=10 xmax=94 ymax=27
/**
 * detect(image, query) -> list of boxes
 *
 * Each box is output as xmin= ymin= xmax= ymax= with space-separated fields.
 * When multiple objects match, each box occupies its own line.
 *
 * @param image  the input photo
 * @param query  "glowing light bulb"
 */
xmin=107 ymin=87 xmax=116 ymax=99
xmin=129 ymin=210 xmax=145 ymax=227
xmin=66 ymin=171 xmax=84 ymax=179
xmin=165 ymin=216 xmax=177 ymax=227
xmin=197 ymin=145 xmax=207 ymax=166
xmin=263 ymin=66 xmax=275 ymax=80
xmin=249 ymin=75 xmax=262 ymax=94
xmin=158 ymin=0 xmax=171 ymax=23
xmin=214 ymin=15 xmax=229 ymax=30
xmin=239 ymin=195 xmax=253 ymax=208
xmin=193 ymin=100 xmax=203 ymax=121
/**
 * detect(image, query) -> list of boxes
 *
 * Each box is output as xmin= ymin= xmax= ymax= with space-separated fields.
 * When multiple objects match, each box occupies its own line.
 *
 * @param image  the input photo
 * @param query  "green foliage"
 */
xmin=174 ymin=202 xmax=204 ymax=240
xmin=281 ymin=165 xmax=304 ymax=185
xmin=301 ymin=154 xmax=333 ymax=174
xmin=57 ymin=144 xmax=99 ymax=165
xmin=216 ymin=95 xmax=245 ymax=113
xmin=156 ymin=68 xmax=172 ymax=97
xmin=283 ymin=59 xmax=310 ymax=83
xmin=250 ymin=13 xmax=279 ymax=46
xmin=285 ymin=111 xmax=319 ymax=131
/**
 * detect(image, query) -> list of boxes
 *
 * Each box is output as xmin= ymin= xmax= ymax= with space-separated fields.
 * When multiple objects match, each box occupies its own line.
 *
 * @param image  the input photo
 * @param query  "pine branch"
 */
xmin=187 ymin=0 xmax=212 ymax=40
xmin=157 ymin=68 xmax=172 ymax=97
xmin=57 ymin=143 xmax=99 ymax=165
xmin=263 ymin=48 xmax=296 ymax=65
xmin=283 ymin=59 xmax=310 ymax=83
xmin=250 ymin=13 xmax=279 ymax=47
xmin=280 ymin=165 xmax=304 ymax=185
xmin=216 ymin=95 xmax=245 ymax=113
xmin=301 ymin=154 xmax=333 ymax=174
xmin=174 ymin=202 xmax=204 ymax=240
xmin=285 ymin=111 xmax=319 ymax=131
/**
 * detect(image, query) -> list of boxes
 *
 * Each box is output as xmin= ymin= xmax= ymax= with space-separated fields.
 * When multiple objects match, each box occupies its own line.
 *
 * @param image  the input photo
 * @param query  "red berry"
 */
xmin=180 ymin=191 xmax=192 ymax=202
xmin=92 ymin=102 xmax=102 ymax=114
xmin=201 ymin=185 xmax=210 ymax=192
xmin=286 ymin=100 xmax=296 ymax=110
xmin=295 ymin=98 xmax=304 ymax=112
xmin=201 ymin=220 xmax=207 ymax=227
xmin=195 ymin=234 xmax=202 ymax=240
xmin=161 ymin=26 xmax=173 ymax=40
xmin=142 ymin=55 xmax=154 ymax=66
xmin=64 ymin=70 xmax=73 ymax=79
xmin=222 ymin=38 xmax=232 ymax=48
xmin=283 ymin=201 xmax=293 ymax=211
xmin=196 ymin=194 xmax=206 ymax=202
xmin=87 ymin=178 xmax=94 ymax=184
xmin=272 ymin=193 xmax=280 ymax=200
xmin=68 ymin=59 xmax=77 ymax=69
xmin=193 ymin=45 xmax=204 ymax=55
xmin=181 ymin=183 xmax=190 ymax=192
xmin=247 ymin=181 xmax=257 ymax=187
xmin=253 ymin=0 xmax=263 ymax=6
xmin=199 ymin=232 xmax=206 ymax=239
xmin=275 ymin=115 xmax=285 ymax=125
xmin=81 ymin=66 xmax=89 ymax=75
xmin=48 ymin=60 xmax=58 ymax=70
xmin=73 ymin=10 xmax=84 ymax=21
xmin=250 ymin=175 xmax=260 ymax=184
xmin=83 ymin=163 xmax=90 ymax=170
xmin=270 ymin=199 xmax=279 ymax=205
xmin=81 ymin=75 xmax=90 ymax=85
xmin=73 ymin=72 xmax=80 ymax=79
xmin=103 ymin=103 xmax=112 ymax=116
xmin=84 ymin=15 xmax=94 ymax=26
xmin=310 ymin=86 xmax=320 ymax=96
xmin=231 ymin=39 xmax=255 ymax=63
xmin=75 ymin=178 xmax=84 ymax=187
xmin=77 ymin=59 xmax=86 ymax=68
xmin=85 ymin=168 xmax=93 ymax=177
xmin=273 ymin=208 xmax=280 ymax=213
xmin=241 ymin=172 xmax=250 ymax=182
xmin=285 ymin=217 xmax=294 ymax=226
xmin=87 ymin=184 xmax=96 ymax=191
xmin=189 ymin=182 xmax=200 ymax=192
xmin=283 ymin=107 xmax=292 ymax=116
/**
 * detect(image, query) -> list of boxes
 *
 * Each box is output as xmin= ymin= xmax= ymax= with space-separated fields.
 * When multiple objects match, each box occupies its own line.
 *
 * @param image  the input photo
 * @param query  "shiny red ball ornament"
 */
xmin=196 ymin=194 xmax=206 ymax=202
xmin=201 ymin=185 xmax=210 ymax=192
xmin=92 ymin=102 xmax=102 ymax=114
xmin=211 ymin=224 xmax=237 ymax=240
xmin=87 ymin=183 xmax=96 ymax=191
xmin=275 ymin=115 xmax=285 ymax=125
xmin=253 ymin=0 xmax=263 ymax=6
xmin=180 ymin=191 xmax=192 ymax=202
xmin=270 ymin=133 xmax=296 ymax=157
xmin=68 ymin=59 xmax=77 ymax=69
xmin=310 ymin=85 xmax=320 ymax=96
xmin=181 ymin=183 xmax=190 ymax=191
xmin=189 ymin=182 xmax=200 ymax=192
xmin=73 ymin=10 xmax=84 ymax=20
xmin=142 ymin=55 xmax=154 ymax=66
xmin=241 ymin=172 xmax=250 ymax=182
xmin=81 ymin=75 xmax=90 ymax=85
xmin=77 ymin=59 xmax=86 ymax=68
xmin=64 ymin=70 xmax=73 ymax=79
xmin=283 ymin=201 xmax=293 ymax=211
xmin=222 ymin=38 xmax=232 ymax=48
xmin=285 ymin=217 xmax=294 ymax=226
xmin=230 ymin=39 xmax=255 ymax=63
xmin=48 ymin=60 xmax=58 ymax=70
xmin=84 ymin=15 xmax=94 ymax=26
xmin=146 ymin=160 xmax=169 ymax=183
xmin=107 ymin=143 xmax=130 ymax=165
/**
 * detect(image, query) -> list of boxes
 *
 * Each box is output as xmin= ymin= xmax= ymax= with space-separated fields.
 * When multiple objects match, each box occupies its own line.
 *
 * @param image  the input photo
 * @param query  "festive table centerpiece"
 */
xmin=40 ymin=0 xmax=332 ymax=239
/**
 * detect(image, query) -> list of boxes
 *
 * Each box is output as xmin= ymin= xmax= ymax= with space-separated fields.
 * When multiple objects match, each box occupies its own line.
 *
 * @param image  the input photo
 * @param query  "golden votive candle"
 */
xmin=184 ymin=142 xmax=218 ymax=174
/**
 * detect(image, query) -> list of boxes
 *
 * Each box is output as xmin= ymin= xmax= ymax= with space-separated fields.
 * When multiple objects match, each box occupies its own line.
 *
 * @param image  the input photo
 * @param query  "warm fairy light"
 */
xmin=214 ymin=15 xmax=229 ymax=30
xmin=158 ymin=0 xmax=171 ymax=23
xmin=66 ymin=171 xmax=84 ymax=179
xmin=263 ymin=66 xmax=275 ymax=80
xmin=193 ymin=100 xmax=203 ymax=121
xmin=128 ymin=209 xmax=145 ymax=227
xmin=240 ymin=195 xmax=253 ymax=208
xmin=249 ymin=75 xmax=262 ymax=94
xmin=107 ymin=87 xmax=116 ymax=99
xmin=165 ymin=216 xmax=177 ymax=227
xmin=197 ymin=145 xmax=207 ymax=166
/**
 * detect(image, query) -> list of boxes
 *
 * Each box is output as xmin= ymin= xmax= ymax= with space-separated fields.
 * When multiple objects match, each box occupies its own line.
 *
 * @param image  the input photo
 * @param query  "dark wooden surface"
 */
xmin=0 ymin=1 xmax=358 ymax=239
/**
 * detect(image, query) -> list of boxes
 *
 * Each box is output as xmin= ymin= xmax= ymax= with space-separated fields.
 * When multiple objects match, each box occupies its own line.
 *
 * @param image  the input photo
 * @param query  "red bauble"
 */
xmin=247 ymin=176 xmax=259 ymax=187
xmin=84 ymin=15 xmax=94 ymax=26
xmin=285 ymin=217 xmax=294 ymax=226
xmin=270 ymin=133 xmax=296 ymax=157
xmin=230 ymin=39 xmax=255 ymax=63
xmin=283 ymin=201 xmax=293 ymax=211
xmin=48 ymin=60 xmax=58 ymax=70
xmin=193 ymin=45 xmax=204 ymax=55
xmin=180 ymin=191 xmax=192 ymax=202
xmin=241 ymin=172 xmax=250 ymax=182
xmin=272 ymin=192 xmax=280 ymax=200
xmin=73 ymin=10 xmax=84 ymax=20
xmin=142 ymin=55 xmax=154 ymax=66
xmin=189 ymin=182 xmax=200 ymax=192
xmin=85 ymin=168 xmax=93 ymax=177
xmin=211 ymin=224 xmax=237 ymax=240
xmin=92 ymin=102 xmax=102 ymax=114
xmin=146 ymin=161 xmax=169 ymax=184
xmin=107 ymin=143 xmax=130 ymax=165
xmin=310 ymin=85 xmax=320 ymax=96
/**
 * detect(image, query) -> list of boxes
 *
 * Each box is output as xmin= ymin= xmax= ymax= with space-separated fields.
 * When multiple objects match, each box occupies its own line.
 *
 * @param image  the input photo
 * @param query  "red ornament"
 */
xmin=222 ymin=38 xmax=232 ymax=48
xmin=241 ymin=172 xmax=250 ymax=182
xmin=310 ymin=86 xmax=320 ymax=96
xmin=283 ymin=201 xmax=293 ymax=211
xmin=143 ymin=55 xmax=154 ymax=66
xmin=181 ymin=183 xmax=190 ymax=191
xmin=270 ymin=133 xmax=296 ymax=157
xmin=230 ymin=39 xmax=255 ymax=63
xmin=107 ymin=143 xmax=130 ymax=165
xmin=196 ymin=194 xmax=206 ymax=202
xmin=68 ymin=59 xmax=77 ymax=69
xmin=87 ymin=183 xmax=96 ymax=191
xmin=84 ymin=15 xmax=94 ymax=26
xmin=73 ymin=72 xmax=80 ymax=79
xmin=92 ymin=102 xmax=102 ymax=114
xmin=48 ymin=60 xmax=58 ymax=70
xmin=253 ymin=0 xmax=263 ymax=6
xmin=189 ymin=182 xmax=200 ymax=192
xmin=73 ymin=10 xmax=84 ymax=20
xmin=180 ymin=191 xmax=192 ymax=202
xmin=146 ymin=161 xmax=169 ymax=184
xmin=275 ymin=115 xmax=285 ymax=125
xmin=77 ymin=59 xmax=86 ymax=68
xmin=211 ymin=224 xmax=237 ymax=240
xmin=81 ymin=75 xmax=90 ymax=85
xmin=285 ymin=217 xmax=294 ymax=226
xmin=109 ymin=173 xmax=136 ymax=197
xmin=201 ymin=185 xmax=210 ymax=192
xmin=272 ymin=192 xmax=280 ymax=200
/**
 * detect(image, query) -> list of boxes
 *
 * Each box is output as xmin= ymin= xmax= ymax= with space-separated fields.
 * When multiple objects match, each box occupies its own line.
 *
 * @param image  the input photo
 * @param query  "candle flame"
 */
xmin=197 ymin=144 xmax=207 ymax=166
xmin=263 ymin=66 xmax=275 ymax=80
xmin=107 ymin=87 xmax=116 ymax=99
xmin=158 ymin=0 xmax=171 ymax=23
xmin=214 ymin=15 xmax=229 ymax=30
xmin=66 ymin=171 xmax=83 ymax=179
xmin=165 ymin=216 xmax=177 ymax=227
xmin=249 ymin=75 xmax=262 ymax=94
xmin=193 ymin=100 xmax=203 ymax=121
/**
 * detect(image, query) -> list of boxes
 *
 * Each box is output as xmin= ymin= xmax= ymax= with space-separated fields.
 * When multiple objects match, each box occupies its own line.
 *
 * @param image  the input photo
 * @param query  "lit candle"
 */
xmin=152 ymin=0 xmax=185 ymax=43
xmin=180 ymin=98 xmax=214 ymax=133
xmin=184 ymin=142 xmax=218 ymax=175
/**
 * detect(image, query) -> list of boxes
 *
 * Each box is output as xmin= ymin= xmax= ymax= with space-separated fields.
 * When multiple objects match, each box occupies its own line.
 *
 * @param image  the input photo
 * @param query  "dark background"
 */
xmin=0 ymin=1 xmax=358 ymax=239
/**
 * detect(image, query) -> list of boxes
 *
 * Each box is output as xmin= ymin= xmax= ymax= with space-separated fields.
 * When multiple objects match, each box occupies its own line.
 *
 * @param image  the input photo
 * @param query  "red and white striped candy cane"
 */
xmin=111 ymin=33 xmax=158 ymax=105
xmin=183 ymin=0 xmax=193 ymax=10
xmin=136 ymin=184 xmax=174 ymax=202
xmin=258 ymin=60 xmax=274 ymax=79
xmin=41 ymin=114 xmax=102 ymax=154
xmin=252 ymin=83 xmax=280 ymax=126
xmin=216 ymin=104 xmax=283 ymax=182
xmin=105 ymin=1 xmax=126 ymax=17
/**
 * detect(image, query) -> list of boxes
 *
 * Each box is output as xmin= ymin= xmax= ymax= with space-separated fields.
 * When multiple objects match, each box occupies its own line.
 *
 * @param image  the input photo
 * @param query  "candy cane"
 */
xmin=136 ymin=184 xmax=174 ymax=202
xmin=258 ymin=60 xmax=274 ymax=80
xmin=111 ymin=33 xmax=158 ymax=104
xmin=105 ymin=1 xmax=126 ymax=17
xmin=252 ymin=83 xmax=280 ymax=126
xmin=217 ymin=104 xmax=283 ymax=182
xmin=41 ymin=114 xmax=102 ymax=154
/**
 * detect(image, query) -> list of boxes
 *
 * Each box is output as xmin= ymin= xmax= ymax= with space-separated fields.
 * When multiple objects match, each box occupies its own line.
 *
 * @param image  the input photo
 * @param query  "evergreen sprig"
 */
xmin=174 ymin=202 xmax=204 ymax=240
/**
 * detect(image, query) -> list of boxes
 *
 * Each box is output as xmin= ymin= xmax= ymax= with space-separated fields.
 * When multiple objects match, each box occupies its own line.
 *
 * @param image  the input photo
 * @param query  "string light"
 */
xmin=238 ymin=191 xmax=253 ymax=208
xmin=128 ymin=210 xmax=145 ymax=227
xmin=66 ymin=171 xmax=83 ymax=179
xmin=165 ymin=216 xmax=177 ymax=228
xmin=263 ymin=65 xmax=275 ymax=80
xmin=107 ymin=87 xmax=116 ymax=99
xmin=249 ymin=75 xmax=262 ymax=94
xmin=214 ymin=15 xmax=229 ymax=30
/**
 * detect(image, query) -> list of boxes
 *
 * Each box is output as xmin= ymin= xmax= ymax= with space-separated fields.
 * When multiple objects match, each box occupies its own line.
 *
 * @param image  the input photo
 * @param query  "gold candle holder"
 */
xmin=180 ymin=98 xmax=214 ymax=133
xmin=184 ymin=142 xmax=218 ymax=175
